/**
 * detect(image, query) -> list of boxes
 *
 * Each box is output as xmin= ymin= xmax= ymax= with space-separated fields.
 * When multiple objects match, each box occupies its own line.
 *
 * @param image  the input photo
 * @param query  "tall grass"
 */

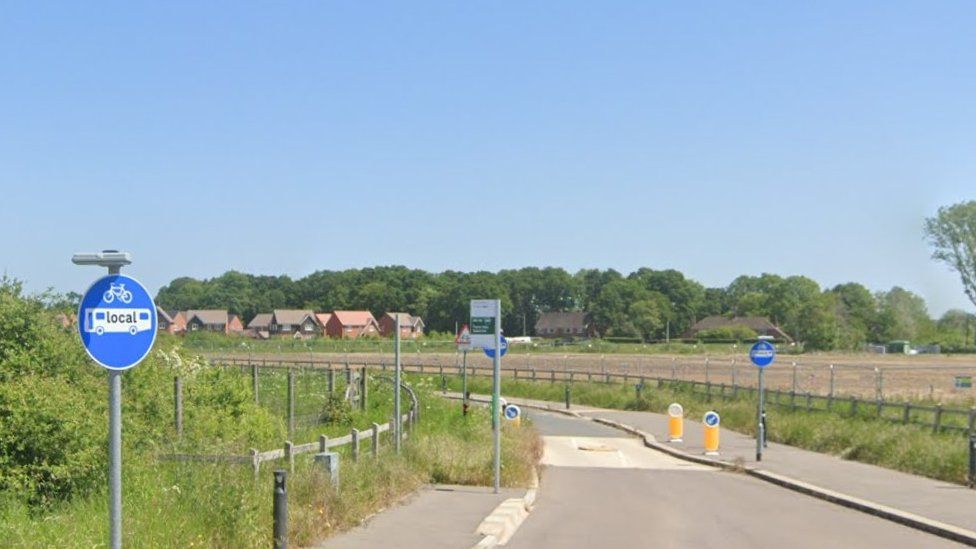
xmin=0 ymin=384 xmax=541 ymax=548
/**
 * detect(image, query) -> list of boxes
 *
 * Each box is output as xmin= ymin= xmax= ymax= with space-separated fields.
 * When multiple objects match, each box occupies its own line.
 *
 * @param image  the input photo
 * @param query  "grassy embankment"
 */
xmin=441 ymin=374 xmax=968 ymax=485
xmin=1 ymin=371 xmax=541 ymax=548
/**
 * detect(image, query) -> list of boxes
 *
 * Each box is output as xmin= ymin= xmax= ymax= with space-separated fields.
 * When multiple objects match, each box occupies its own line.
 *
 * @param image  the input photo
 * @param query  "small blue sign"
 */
xmin=749 ymin=340 xmax=776 ymax=368
xmin=78 ymin=274 xmax=157 ymax=370
xmin=704 ymin=411 xmax=720 ymax=427
xmin=484 ymin=336 xmax=508 ymax=358
xmin=504 ymin=404 xmax=521 ymax=420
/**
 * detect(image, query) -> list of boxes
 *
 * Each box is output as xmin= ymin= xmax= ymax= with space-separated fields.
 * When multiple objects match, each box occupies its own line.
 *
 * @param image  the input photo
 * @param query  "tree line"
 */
xmin=153 ymin=266 xmax=975 ymax=351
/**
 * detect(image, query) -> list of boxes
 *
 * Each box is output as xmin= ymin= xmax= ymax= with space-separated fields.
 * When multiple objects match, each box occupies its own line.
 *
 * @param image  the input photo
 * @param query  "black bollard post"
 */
xmin=969 ymin=435 xmax=976 ymax=489
xmin=565 ymin=385 xmax=571 ymax=410
xmin=273 ymin=469 xmax=288 ymax=548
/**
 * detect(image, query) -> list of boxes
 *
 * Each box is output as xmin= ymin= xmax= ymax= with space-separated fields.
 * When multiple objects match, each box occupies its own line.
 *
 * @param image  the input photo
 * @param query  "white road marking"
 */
xmin=540 ymin=436 xmax=714 ymax=471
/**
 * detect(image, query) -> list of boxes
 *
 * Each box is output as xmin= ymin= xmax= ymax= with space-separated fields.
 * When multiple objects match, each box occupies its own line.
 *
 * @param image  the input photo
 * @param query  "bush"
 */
xmin=697 ymin=325 xmax=758 ymax=341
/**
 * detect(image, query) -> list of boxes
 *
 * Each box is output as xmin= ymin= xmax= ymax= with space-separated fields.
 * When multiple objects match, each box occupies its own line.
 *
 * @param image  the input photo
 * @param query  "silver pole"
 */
xmin=493 ymin=299 xmax=501 ymax=494
xmin=107 ymin=261 xmax=122 ymax=549
xmin=394 ymin=315 xmax=401 ymax=453
xmin=757 ymin=367 xmax=765 ymax=462
xmin=109 ymin=370 xmax=122 ymax=549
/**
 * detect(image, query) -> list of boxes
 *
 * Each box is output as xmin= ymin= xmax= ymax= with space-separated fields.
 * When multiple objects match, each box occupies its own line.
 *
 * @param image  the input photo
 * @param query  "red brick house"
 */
xmin=315 ymin=313 xmax=332 ymax=337
xmin=378 ymin=312 xmax=425 ymax=338
xmin=325 ymin=311 xmax=380 ymax=339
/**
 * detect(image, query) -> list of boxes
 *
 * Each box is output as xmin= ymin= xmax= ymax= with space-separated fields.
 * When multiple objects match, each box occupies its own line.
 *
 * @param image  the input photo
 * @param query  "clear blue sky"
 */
xmin=1 ymin=2 xmax=974 ymax=315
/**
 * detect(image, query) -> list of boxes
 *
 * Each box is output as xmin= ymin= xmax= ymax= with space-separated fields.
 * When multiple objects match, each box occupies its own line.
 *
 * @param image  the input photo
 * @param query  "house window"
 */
xmin=282 ymin=325 xmax=292 ymax=332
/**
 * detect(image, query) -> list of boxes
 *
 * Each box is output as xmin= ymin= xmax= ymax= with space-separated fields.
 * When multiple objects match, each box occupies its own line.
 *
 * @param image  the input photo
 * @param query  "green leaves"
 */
xmin=925 ymin=200 xmax=976 ymax=310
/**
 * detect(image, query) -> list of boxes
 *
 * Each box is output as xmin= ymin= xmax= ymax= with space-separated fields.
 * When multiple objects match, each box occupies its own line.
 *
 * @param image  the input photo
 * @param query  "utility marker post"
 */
xmin=455 ymin=324 xmax=472 ymax=415
xmin=72 ymin=250 xmax=156 ymax=549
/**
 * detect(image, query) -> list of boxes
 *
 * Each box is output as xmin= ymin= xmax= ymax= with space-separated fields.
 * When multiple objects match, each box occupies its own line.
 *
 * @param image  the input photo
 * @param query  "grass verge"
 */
xmin=440 ymin=374 xmax=970 ymax=486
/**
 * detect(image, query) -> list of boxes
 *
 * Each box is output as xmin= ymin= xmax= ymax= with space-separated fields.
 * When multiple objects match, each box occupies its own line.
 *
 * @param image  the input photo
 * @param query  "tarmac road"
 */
xmin=507 ymin=411 xmax=961 ymax=549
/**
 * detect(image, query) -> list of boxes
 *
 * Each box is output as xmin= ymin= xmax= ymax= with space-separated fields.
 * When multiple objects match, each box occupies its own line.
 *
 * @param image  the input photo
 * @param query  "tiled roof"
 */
xmin=187 ymin=310 xmax=229 ymax=326
xmin=332 ymin=311 xmax=377 ymax=326
xmin=248 ymin=313 xmax=273 ymax=329
xmin=273 ymin=310 xmax=318 ymax=326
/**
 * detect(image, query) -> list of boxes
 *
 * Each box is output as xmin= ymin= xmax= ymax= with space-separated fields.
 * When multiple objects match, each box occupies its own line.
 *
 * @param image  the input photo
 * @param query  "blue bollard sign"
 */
xmin=483 ymin=336 xmax=509 ymax=358
xmin=749 ymin=340 xmax=776 ymax=369
xmin=78 ymin=274 xmax=157 ymax=370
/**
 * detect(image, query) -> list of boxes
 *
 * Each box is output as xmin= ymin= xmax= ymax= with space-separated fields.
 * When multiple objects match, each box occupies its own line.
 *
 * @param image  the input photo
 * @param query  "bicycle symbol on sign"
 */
xmin=103 ymin=283 xmax=133 ymax=304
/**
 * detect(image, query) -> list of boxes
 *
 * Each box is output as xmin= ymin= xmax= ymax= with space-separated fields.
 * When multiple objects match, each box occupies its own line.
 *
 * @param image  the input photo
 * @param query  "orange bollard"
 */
xmin=667 ymin=403 xmax=684 ymax=442
xmin=703 ymin=411 xmax=720 ymax=455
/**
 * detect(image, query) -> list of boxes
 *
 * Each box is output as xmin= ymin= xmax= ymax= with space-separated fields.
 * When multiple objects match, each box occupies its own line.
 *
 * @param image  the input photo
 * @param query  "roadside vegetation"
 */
xmin=0 ymin=280 xmax=541 ymax=547
xmin=443 ymin=375 xmax=969 ymax=486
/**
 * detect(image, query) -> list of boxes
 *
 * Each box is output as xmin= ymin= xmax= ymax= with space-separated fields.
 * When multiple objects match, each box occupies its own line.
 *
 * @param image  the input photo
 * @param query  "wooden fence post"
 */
xmin=328 ymin=368 xmax=335 ymax=393
xmin=360 ymin=366 xmax=368 ymax=411
xmin=251 ymin=448 xmax=260 ymax=479
xmin=319 ymin=435 xmax=328 ymax=453
xmin=252 ymin=364 xmax=259 ymax=405
xmin=351 ymin=429 xmax=360 ymax=462
xmin=850 ymin=396 xmax=859 ymax=417
xmin=174 ymin=376 xmax=183 ymax=440
xmin=285 ymin=441 xmax=294 ymax=474
xmin=371 ymin=423 xmax=380 ymax=459
xmin=287 ymin=369 xmax=296 ymax=438
xmin=934 ymin=404 xmax=944 ymax=433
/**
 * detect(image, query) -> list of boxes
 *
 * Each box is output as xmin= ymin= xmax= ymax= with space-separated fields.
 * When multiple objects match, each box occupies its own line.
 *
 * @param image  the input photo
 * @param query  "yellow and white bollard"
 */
xmin=703 ymin=411 xmax=720 ymax=456
xmin=667 ymin=403 xmax=684 ymax=442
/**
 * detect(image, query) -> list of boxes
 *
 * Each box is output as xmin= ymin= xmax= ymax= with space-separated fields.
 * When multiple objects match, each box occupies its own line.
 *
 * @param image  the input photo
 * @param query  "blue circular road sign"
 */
xmin=749 ymin=340 xmax=776 ymax=368
xmin=78 ymin=274 xmax=157 ymax=370
xmin=704 ymin=411 xmax=720 ymax=427
xmin=484 ymin=336 xmax=509 ymax=358
xmin=504 ymin=404 xmax=521 ymax=420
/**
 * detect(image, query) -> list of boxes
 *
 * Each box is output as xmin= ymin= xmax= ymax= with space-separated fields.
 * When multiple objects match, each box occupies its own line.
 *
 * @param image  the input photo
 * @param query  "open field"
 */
xmin=210 ymin=350 xmax=976 ymax=404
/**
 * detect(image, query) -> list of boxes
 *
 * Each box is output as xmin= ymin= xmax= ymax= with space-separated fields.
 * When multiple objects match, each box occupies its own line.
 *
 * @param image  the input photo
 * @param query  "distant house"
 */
xmin=247 ymin=313 xmax=273 ymax=339
xmin=378 ymin=312 xmax=425 ymax=339
xmin=325 ymin=311 xmax=381 ymax=339
xmin=157 ymin=308 xmax=176 ymax=333
xmin=315 ymin=313 xmax=332 ymax=337
xmin=684 ymin=316 xmax=793 ymax=342
xmin=534 ymin=312 xmax=595 ymax=339
xmin=181 ymin=310 xmax=245 ymax=335
xmin=270 ymin=309 xmax=321 ymax=338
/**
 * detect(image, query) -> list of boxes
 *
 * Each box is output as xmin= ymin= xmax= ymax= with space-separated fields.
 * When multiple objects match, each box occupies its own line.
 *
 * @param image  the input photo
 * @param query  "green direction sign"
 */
xmin=471 ymin=316 xmax=496 ymax=335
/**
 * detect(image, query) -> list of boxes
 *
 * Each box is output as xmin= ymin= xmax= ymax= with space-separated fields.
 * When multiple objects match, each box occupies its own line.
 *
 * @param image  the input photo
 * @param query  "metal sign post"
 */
xmin=749 ymin=339 xmax=776 ymax=462
xmin=492 ymin=302 xmax=501 ymax=493
xmin=470 ymin=299 xmax=502 ymax=493
xmin=394 ymin=315 xmax=401 ymax=453
xmin=72 ymin=250 xmax=156 ymax=549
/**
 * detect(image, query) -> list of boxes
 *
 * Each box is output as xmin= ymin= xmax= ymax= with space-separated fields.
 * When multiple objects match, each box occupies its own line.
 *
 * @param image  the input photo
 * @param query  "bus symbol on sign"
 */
xmin=85 ymin=308 xmax=153 ymax=336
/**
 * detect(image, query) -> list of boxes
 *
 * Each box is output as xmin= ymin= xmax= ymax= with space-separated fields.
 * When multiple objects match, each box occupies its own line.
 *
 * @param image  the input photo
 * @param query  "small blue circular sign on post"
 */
xmin=484 ymin=336 xmax=508 ymax=358
xmin=504 ymin=404 xmax=521 ymax=420
xmin=78 ymin=274 xmax=157 ymax=370
xmin=749 ymin=340 xmax=776 ymax=369
xmin=704 ymin=411 xmax=720 ymax=427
